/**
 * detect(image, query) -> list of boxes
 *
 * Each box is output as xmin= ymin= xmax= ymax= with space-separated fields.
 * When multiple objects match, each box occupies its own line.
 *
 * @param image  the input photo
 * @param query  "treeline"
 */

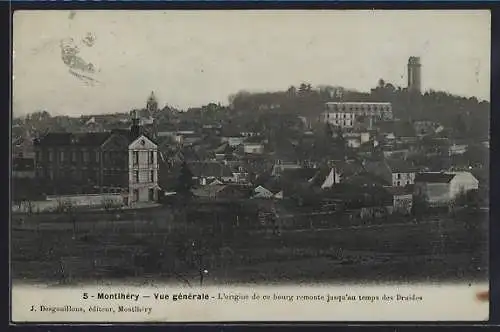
xmin=225 ymin=80 xmax=490 ymax=140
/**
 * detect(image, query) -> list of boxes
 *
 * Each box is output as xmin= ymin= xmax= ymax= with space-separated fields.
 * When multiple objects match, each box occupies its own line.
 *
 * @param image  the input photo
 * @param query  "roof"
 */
xmin=214 ymin=143 xmax=234 ymax=155
xmin=384 ymin=186 xmax=413 ymax=196
xmin=386 ymin=159 xmax=419 ymax=173
xmin=414 ymin=172 xmax=456 ymax=183
xmin=281 ymin=167 xmax=318 ymax=183
xmin=187 ymin=161 xmax=233 ymax=178
xmin=34 ymin=132 xmax=112 ymax=147
xmin=12 ymin=157 xmax=35 ymax=171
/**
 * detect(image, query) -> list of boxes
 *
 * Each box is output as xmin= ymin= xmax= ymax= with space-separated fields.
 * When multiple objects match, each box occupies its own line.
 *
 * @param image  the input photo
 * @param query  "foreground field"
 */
xmin=11 ymin=208 xmax=488 ymax=286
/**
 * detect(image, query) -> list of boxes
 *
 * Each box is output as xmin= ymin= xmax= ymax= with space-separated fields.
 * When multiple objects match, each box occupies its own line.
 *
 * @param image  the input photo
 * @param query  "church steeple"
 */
xmin=146 ymin=91 xmax=158 ymax=114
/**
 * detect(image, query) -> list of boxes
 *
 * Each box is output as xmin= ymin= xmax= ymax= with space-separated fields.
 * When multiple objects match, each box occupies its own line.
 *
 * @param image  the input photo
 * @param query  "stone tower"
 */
xmin=407 ymin=56 xmax=422 ymax=93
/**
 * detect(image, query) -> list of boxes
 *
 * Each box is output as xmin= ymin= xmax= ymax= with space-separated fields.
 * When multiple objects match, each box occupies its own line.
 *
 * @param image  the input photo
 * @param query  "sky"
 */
xmin=12 ymin=10 xmax=491 ymax=117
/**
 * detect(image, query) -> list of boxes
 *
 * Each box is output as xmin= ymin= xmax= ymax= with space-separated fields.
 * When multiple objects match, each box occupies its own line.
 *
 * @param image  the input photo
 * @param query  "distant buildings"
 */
xmin=323 ymin=102 xmax=393 ymax=129
xmin=407 ymin=56 xmax=422 ymax=93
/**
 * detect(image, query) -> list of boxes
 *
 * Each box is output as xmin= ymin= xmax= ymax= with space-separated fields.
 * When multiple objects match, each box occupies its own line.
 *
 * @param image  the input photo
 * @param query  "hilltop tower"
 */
xmin=407 ymin=56 xmax=422 ymax=94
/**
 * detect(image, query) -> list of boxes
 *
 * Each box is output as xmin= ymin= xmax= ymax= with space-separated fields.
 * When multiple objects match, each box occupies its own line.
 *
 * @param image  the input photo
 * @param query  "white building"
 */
xmin=323 ymin=102 xmax=393 ymax=128
xmin=128 ymin=135 xmax=159 ymax=203
xmin=414 ymin=171 xmax=479 ymax=206
xmin=243 ymin=143 xmax=265 ymax=155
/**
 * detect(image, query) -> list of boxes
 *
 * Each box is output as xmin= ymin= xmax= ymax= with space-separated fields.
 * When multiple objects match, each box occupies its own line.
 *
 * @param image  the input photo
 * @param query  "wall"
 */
xmin=422 ymin=183 xmax=451 ymax=205
xmin=12 ymin=170 xmax=35 ymax=179
xmin=12 ymin=193 xmax=123 ymax=213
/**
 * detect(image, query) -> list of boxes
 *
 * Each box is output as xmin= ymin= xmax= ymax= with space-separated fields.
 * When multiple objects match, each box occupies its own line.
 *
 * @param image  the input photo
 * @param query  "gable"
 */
xmin=129 ymin=135 xmax=157 ymax=150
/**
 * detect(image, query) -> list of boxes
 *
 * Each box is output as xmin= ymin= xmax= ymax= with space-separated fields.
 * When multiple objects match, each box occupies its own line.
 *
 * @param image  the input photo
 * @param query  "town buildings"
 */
xmin=33 ymin=113 xmax=159 ymax=204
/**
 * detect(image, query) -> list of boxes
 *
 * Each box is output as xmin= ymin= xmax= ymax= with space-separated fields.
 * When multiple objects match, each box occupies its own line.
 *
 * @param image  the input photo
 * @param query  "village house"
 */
xmin=243 ymin=142 xmax=265 ymax=155
xmin=365 ymin=158 xmax=419 ymax=187
xmin=311 ymin=160 xmax=365 ymax=189
xmin=192 ymin=184 xmax=250 ymax=201
xmin=385 ymin=186 xmax=413 ymax=215
xmin=414 ymin=171 xmax=479 ymax=206
xmin=413 ymin=120 xmax=443 ymax=137
xmin=252 ymin=185 xmax=277 ymax=199
xmin=187 ymin=161 xmax=235 ymax=186
xmin=448 ymin=142 xmax=468 ymax=156
xmin=343 ymin=132 xmax=371 ymax=149
xmin=271 ymin=160 xmax=302 ymax=177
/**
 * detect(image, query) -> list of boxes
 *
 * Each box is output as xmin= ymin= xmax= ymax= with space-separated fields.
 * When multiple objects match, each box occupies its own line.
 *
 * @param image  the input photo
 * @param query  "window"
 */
xmin=397 ymin=173 xmax=401 ymax=179
xmin=149 ymin=151 xmax=154 ymax=164
xmin=71 ymin=151 xmax=77 ymax=162
xmin=133 ymin=189 xmax=139 ymax=202
xmin=148 ymin=188 xmax=155 ymax=201
xmin=396 ymin=181 xmax=401 ymax=186
xmin=150 ymin=170 xmax=154 ymax=182
xmin=95 ymin=151 xmax=100 ymax=162
xmin=135 ymin=170 xmax=139 ymax=183
xmin=406 ymin=181 xmax=410 ymax=185
xmin=59 ymin=151 xmax=65 ymax=162
xmin=133 ymin=151 xmax=139 ymax=165
xmin=83 ymin=151 xmax=89 ymax=162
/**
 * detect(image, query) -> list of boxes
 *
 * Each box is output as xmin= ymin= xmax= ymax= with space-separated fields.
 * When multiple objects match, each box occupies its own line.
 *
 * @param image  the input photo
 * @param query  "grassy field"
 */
xmin=11 ymin=207 xmax=488 ymax=286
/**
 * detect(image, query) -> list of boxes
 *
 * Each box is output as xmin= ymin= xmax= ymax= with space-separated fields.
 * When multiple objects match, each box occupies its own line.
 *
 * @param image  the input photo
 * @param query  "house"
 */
xmin=413 ymin=120 xmax=441 ymax=137
xmin=220 ymin=130 xmax=246 ymax=147
xmin=214 ymin=144 xmax=235 ymax=160
xmin=365 ymin=158 xmax=419 ymax=187
xmin=252 ymin=185 xmax=276 ymax=199
xmin=243 ymin=142 xmax=265 ymax=155
xmin=448 ymin=143 xmax=468 ymax=156
xmin=414 ymin=171 xmax=479 ymax=206
xmin=271 ymin=161 xmax=302 ymax=177
xmin=12 ymin=129 xmax=36 ymax=159
xmin=33 ymin=112 xmax=159 ymax=204
xmin=187 ymin=161 xmax=235 ymax=185
xmin=12 ymin=157 xmax=35 ymax=179
xmin=311 ymin=160 xmax=365 ymax=189
xmin=192 ymin=184 xmax=250 ymax=201
xmin=385 ymin=186 xmax=413 ymax=215
xmin=343 ymin=132 xmax=371 ymax=149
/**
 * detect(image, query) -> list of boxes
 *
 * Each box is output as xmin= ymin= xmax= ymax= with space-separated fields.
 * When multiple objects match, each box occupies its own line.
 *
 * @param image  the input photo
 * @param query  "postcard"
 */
xmin=11 ymin=9 xmax=490 ymax=322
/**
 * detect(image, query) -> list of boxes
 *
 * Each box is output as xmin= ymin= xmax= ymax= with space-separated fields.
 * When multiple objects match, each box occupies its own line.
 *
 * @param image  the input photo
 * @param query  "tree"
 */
xmin=175 ymin=161 xmax=195 ymax=200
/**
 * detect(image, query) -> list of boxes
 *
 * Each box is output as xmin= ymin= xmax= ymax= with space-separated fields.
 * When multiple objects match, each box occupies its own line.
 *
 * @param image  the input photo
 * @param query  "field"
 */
xmin=11 ymin=206 xmax=488 ymax=286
